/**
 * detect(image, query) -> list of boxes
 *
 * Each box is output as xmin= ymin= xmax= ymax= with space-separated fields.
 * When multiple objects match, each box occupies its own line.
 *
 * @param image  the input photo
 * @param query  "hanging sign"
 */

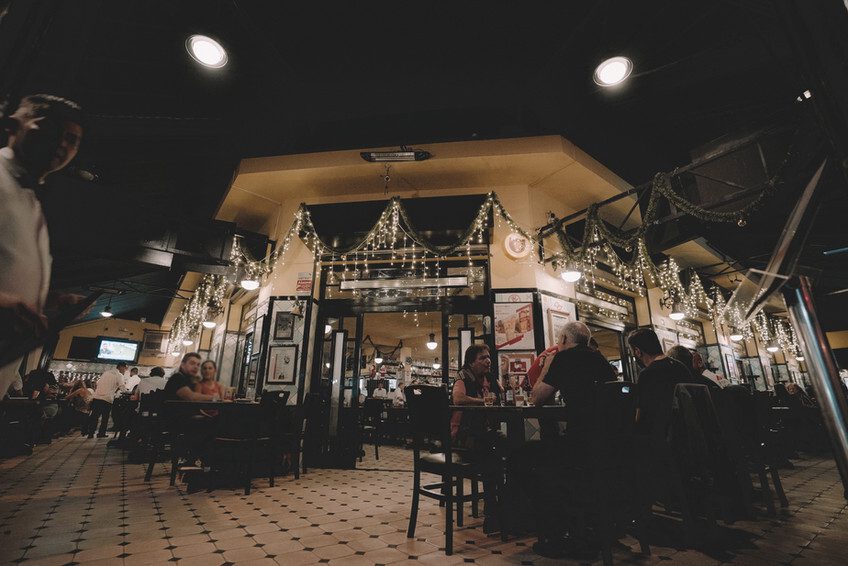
xmin=503 ymin=232 xmax=532 ymax=260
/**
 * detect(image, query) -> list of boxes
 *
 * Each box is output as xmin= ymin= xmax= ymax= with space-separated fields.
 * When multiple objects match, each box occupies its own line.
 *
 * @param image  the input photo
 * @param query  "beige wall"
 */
xmin=53 ymin=318 xmax=168 ymax=367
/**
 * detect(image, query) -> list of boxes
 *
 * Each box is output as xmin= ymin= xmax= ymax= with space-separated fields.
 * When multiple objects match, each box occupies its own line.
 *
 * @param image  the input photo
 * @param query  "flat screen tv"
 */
xmin=96 ymin=337 xmax=140 ymax=362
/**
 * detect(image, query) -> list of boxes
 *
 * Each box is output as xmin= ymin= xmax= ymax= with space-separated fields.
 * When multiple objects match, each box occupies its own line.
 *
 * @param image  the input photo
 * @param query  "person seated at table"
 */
xmin=22 ymin=369 xmax=60 ymax=442
xmin=195 ymin=360 xmax=224 ymax=397
xmin=692 ymin=351 xmax=728 ymax=388
xmin=451 ymin=344 xmax=504 ymax=532
xmin=666 ymin=346 xmax=721 ymax=390
xmin=372 ymin=380 xmax=388 ymax=399
xmin=131 ymin=366 xmax=167 ymax=401
xmin=627 ymin=328 xmax=691 ymax=437
xmin=164 ymin=353 xmax=217 ymax=402
xmin=57 ymin=380 xmax=92 ymax=434
xmin=391 ymin=381 xmax=406 ymax=407
xmin=530 ymin=321 xmax=615 ymax=434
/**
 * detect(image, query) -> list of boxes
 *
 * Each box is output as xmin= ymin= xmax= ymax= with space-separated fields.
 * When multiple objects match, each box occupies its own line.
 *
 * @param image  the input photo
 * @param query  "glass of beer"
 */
xmin=483 ymin=391 xmax=495 ymax=406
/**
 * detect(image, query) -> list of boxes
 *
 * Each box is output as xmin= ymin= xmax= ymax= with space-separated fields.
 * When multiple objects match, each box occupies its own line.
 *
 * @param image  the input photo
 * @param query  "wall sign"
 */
xmin=494 ymin=302 xmax=535 ymax=350
xmin=503 ymin=232 xmax=532 ymax=260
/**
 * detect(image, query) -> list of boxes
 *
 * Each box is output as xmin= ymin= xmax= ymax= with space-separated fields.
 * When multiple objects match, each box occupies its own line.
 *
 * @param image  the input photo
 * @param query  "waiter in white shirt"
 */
xmin=87 ymin=363 xmax=128 ymax=438
xmin=0 ymin=95 xmax=84 ymax=398
xmin=124 ymin=367 xmax=141 ymax=392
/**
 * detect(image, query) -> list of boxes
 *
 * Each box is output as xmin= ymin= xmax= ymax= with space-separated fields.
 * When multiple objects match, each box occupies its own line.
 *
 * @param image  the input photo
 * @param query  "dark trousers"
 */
xmin=87 ymin=399 xmax=112 ymax=437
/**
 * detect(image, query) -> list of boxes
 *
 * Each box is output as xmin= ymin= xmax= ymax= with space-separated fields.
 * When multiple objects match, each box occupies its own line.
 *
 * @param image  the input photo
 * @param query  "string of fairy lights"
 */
xmin=169 ymin=163 xmax=803 ymax=360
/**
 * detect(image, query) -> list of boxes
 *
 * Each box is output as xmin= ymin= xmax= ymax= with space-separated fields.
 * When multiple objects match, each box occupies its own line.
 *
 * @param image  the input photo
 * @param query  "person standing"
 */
xmin=372 ymin=380 xmax=388 ymax=399
xmin=0 ymin=95 xmax=84 ymax=398
xmin=87 ymin=362 xmax=128 ymax=438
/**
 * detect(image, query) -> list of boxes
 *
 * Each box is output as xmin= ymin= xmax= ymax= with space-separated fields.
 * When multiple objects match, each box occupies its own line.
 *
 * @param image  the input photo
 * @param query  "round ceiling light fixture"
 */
xmin=432 ymin=358 xmax=441 ymax=370
xmin=795 ymin=355 xmax=805 ymax=362
xmin=182 ymin=339 xmax=194 ymax=346
xmin=593 ymin=56 xmax=633 ymax=87
xmin=240 ymin=279 xmax=260 ymax=291
xmin=766 ymin=343 xmax=779 ymax=353
xmin=100 ymin=305 xmax=113 ymax=318
xmin=560 ymin=267 xmax=582 ymax=283
xmin=729 ymin=330 xmax=744 ymax=342
xmin=669 ymin=302 xmax=686 ymax=321
xmin=426 ymin=333 xmax=438 ymax=350
xmin=374 ymin=352 xmax=383 ymax=365
xmin=202 ymin=320 xmax=217 ymax=329
xmin=186 ymin=34 xmax=228 ymax=68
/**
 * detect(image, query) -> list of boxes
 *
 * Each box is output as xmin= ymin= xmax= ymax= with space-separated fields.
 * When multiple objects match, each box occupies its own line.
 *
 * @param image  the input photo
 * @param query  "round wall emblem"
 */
xmin=503 ymin=232 xmax=532 ymax=260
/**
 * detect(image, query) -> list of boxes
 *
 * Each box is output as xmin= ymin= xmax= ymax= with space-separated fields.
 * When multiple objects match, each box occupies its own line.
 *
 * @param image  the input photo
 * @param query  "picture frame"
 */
xmin=662 ymin=338 xmax=677 ymax=354
xmin=724 ymin=353 xmax=737 ymax=379
xmin=246 ymin=354 xmax=259 ymax=387
xmin=273 ymin=311 xmax=295 ymax=341
xmin=494 ymin=302 xmax=534 ymax=350
xmin=252 ymin=315 xmax=265 ymax=355
xmin=547 ymin=308 xmax=573 ymax=347
xmin=267 ymin=345 xmax=298 ymax=384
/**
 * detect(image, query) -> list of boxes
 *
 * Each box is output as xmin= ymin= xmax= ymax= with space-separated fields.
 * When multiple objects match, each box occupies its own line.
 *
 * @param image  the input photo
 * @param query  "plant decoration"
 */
xmin=168 ymin=274 xmax=228 ymax=349
xmin=170 ymin=137 xmax=798 ymax=347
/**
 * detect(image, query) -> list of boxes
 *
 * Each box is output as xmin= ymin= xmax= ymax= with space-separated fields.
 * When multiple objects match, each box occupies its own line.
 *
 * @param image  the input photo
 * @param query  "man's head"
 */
xmin=180 ymin=352 xmax=202 ymax=377
xmin=692 ymin=351 xmax=706 ymax=372
xmin=463 ymin=344 xmax=491 ymax=378
xmin=667 ymin=346 xmax=694 ymax=370
xmin=150 ymin=367 xmax=165 ymax=378
xmin=130 ymin=367 xmax=138 ymax=376
xmin=626 ymin=328 xmax=663 ymax=369
xmin=4 ymin=94 xmax=84 ymax=181
xmin=559 ymin=321 xmax=591 ymax=350
xmin=116 ymin=362 xmax=128 ymax=374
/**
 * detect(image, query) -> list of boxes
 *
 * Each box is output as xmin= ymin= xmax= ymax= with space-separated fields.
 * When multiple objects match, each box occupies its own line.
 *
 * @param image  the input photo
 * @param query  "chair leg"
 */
xmin=769 ymin=466 xmax=789 ymax=508
xmin=375 ymin=434 xmax=379 ymax=460
xmin=145 ymin=459 xmax=155 ymax=482
xmin=407 ymin=469 xmax=421 ymax=538
xmin=293 ymin=447 xmax=301 ymax=479
xmin=456 ymin=477 xmax=464 ymax=527
xmin=471 ymin=478 xmax=479 ymax=518
xmin=637 ymin=504 xmax=652 ymax=556
xmin=169 ymin=445 xmax=179 ymax=486
xmin=757 ymin=466 xmax=776 ymax=515
xmin=445 ymin=483 xmax=454 ymax=556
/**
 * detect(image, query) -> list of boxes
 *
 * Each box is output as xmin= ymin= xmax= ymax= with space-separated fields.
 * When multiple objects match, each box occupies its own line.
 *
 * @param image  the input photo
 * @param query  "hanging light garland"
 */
xmin=168 ymin=274 xmax=228 ymax=349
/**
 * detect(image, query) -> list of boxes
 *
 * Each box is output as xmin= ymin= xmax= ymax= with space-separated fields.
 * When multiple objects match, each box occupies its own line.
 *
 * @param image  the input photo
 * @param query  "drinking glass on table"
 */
xmin=514 ymin=389 xmax=526 ymax=407
xmin=483 ymin=391 xmax=495 ymax=407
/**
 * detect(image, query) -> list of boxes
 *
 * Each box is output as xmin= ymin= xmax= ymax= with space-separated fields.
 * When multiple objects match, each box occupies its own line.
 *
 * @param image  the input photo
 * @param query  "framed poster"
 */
xmin=252 ymin=315 xmax=265 ymax=354
xmin=273 ymin=311 xmax=295 ymax=341
xmin=494 ymin=302 xmax=534 ymax=350
xmin=267 ymin=345 xmax=298 ymax=384
xmin=498 ymin=351 xmax=535 ymax=382
xmin=246 ymin=354 xmax=259 ymax=387
xmin=547 ymin=308 xmax=573 ymax=346
xmin=724 ymin=353 xmax=737 ymax=379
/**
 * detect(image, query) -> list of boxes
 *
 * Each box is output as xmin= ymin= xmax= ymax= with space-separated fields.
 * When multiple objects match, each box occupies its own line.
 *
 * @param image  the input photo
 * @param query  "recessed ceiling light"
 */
xmin=593 ymin=56 xmax=633 ymax=87
xmin=186 ymin=34 xmax=228 ymax=68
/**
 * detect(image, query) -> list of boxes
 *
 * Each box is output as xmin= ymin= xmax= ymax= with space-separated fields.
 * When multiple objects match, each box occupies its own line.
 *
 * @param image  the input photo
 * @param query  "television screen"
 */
xmin=97 ymin=339 xmax=139 ymax=362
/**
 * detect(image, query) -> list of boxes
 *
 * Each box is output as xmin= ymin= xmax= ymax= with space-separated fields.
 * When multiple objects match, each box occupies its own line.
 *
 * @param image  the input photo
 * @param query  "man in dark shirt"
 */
xmin=531 ymin=321 xmax=616 ymax=433
xmin=627 ymin=328 xmax=692 ymax=436
xmin=164 ymin=353 xmax=215 ymax=402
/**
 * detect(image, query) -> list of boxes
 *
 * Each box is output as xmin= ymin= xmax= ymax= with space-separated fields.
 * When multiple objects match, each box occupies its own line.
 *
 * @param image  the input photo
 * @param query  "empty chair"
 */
xmin=404 ymin=384 xmax=487 ymax=556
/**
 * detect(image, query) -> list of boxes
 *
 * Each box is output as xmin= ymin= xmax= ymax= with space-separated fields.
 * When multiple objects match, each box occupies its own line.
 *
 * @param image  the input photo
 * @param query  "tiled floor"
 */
xmin=1 ymin=437 xmax=847 ymax=565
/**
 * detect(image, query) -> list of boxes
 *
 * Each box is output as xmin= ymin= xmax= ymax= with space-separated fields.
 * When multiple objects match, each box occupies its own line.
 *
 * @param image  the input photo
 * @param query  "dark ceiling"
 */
xmin=1 ymin=0 xmax=847 ymax=327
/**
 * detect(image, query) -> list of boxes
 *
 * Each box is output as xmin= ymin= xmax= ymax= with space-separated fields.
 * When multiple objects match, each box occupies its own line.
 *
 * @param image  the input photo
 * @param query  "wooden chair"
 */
xmin=404 ymin=384 xmax=487 ymax=556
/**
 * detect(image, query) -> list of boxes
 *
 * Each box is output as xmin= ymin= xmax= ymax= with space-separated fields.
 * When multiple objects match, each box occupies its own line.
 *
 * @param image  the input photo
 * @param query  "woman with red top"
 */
xmin=196 ymin=360 xmax=223 ymax=417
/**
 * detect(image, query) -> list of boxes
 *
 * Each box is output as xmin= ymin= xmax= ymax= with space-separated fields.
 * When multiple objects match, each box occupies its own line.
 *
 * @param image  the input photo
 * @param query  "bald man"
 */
xmin=531 ymin=321 xmax=615 ymax=433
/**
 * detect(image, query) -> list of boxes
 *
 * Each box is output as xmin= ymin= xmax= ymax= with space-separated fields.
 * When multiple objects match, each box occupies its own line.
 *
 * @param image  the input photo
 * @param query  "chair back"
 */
xmin=363 ymin=398 xmax=387 ymax=422
xmin=139 ymin=389 xmax=166 ymax=416
xmin=216 ymin=404 xmax=273 ymax=440
xmin=261 ymin=390 xmax=291 ymax=407
xmin=404 ymin=384 xmax=452 ymax=446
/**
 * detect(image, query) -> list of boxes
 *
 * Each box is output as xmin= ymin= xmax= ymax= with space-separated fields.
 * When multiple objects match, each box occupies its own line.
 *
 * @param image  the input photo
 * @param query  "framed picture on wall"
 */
xmin=252 ymin=315 xmax=265 ymax=354
xmin=494 ymin=302 xmax=534 ymax=350
xmin=662 ymin=338 xmax=677 ymax=354
xmin=267 ymin=345 xmax=298 ymax=384
xmin=724 ymin=353 xmax=737 ymax=379
xmin=273 ymin=311 xmax=295 ymax=341
xmin=247 ymin=354 xmax=259 ymax=387
xmin=547 ymin=309 xmax=573 ymax=347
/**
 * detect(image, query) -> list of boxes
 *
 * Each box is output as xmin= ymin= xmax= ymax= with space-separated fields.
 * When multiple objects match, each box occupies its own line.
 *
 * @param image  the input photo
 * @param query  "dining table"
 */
xmin=449 ymin=403 xmax=568 ymax=448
